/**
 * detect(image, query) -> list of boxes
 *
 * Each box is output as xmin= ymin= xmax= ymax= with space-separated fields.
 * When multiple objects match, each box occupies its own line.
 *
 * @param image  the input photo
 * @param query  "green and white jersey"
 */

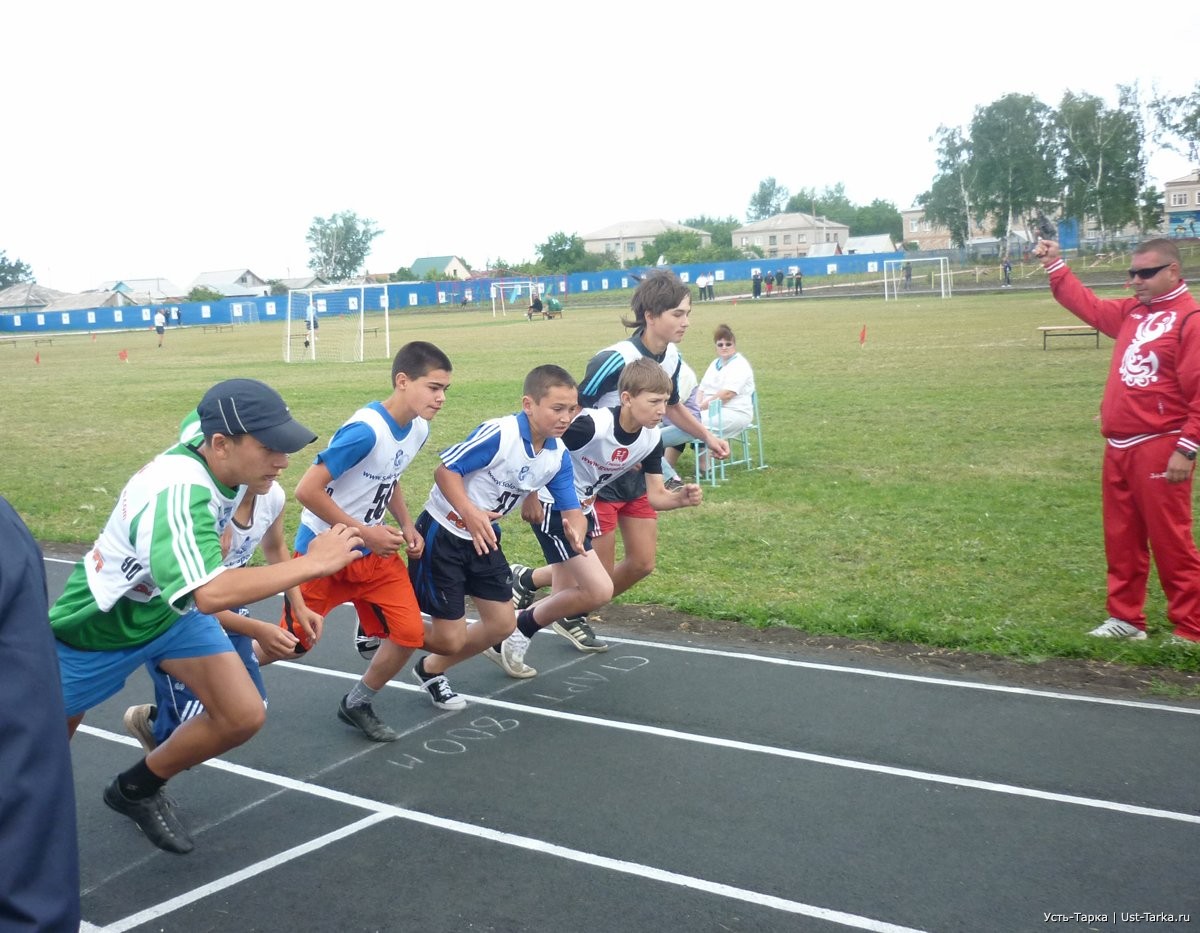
xmin=49 ymin=443 xmax=240 ymax=650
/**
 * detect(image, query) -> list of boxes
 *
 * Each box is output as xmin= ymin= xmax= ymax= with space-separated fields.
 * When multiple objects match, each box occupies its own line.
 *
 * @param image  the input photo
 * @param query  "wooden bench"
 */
xmin=1 ymin=337 xmax=53 ymax=347
xmin=1038 ymin=325 xmax=1100 ymax=350
xmin=201 ymin=324 xmax=233 ymax=334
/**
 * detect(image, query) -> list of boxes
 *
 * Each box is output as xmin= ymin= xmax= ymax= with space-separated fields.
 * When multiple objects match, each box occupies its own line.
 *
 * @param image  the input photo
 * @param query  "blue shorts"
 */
xmin=150 ymin=622 xmax=266 ymax=745
xmin=56 ymin=609 xmax=234 ymax=718
xmin=408 ymin=511 xmax=512 ymax=621
xmin=530 ymin=506 xmax=597 ymax=565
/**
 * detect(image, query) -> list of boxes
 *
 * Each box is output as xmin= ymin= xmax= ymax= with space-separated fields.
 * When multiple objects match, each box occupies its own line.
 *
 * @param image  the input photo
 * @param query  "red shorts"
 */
xmin=283 ymin=551 xmax=423 ymax=650
xmin=592 ymin=494 xmax=657 ymax=536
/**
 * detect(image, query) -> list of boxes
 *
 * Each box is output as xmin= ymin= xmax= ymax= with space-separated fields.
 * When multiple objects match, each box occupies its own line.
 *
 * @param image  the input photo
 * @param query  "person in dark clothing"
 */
xmin=0 ymin=497 xmax=81 ymax=933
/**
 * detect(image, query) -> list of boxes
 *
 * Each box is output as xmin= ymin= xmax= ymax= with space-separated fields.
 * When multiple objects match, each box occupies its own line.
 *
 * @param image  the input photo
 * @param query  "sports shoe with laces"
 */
xmin=1167 ymin=633 xmax=1200 ymax=647
xmin=1086 ymin=618 xmax=1147 ymax=639
xmin=337 ymin=694 xmax=399 ymax=742
xmin=412 ymin=658 xmax=467 ymax=710
xmin=484 ymin=630 xmax=537 ymax=678
xmin=354 ymin=622 xmax=381 ymax=660
xmin=123 ymin=704 xmax=158 ymax=753
xmin=103 ymin=778 xmax=194 ymax=854
xmin=551 ymin=615 xmax=610 ymax=652
xmin=510 ymin=563 xmax=540 ymax=610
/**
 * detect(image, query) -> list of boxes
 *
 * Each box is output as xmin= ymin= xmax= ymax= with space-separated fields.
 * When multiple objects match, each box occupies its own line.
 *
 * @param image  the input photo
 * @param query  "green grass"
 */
xmin=3 ymin=289 xmax=1198 ymax=672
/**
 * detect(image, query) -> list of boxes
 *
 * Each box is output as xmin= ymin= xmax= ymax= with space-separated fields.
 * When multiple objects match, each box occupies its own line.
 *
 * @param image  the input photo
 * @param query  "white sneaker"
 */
xmin=484 ymin=630 xmax=537 ymax=679
xmin=1086 ymin=618 xmax=1147 ymax=640
xmin=1166 ymin=634 xmax=1200 ymax=648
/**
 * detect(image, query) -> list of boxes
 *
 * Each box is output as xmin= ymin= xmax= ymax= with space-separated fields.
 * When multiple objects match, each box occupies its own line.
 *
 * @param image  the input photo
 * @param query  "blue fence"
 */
xmin=0 ymin=252 xmax=903 ymax=336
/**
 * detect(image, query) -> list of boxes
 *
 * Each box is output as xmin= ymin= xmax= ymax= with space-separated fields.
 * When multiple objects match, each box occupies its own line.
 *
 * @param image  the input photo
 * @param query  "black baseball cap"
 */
xmin=197 ymin=379 xmax=317 ymax=453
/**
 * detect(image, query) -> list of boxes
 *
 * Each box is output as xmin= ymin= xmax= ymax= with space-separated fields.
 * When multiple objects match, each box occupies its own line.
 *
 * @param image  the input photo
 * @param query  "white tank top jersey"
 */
xmin=425 ymin=414 xmax=571 ymax=540
xmin=222 ymin=481 xmax=285 ymax=569
xmin=586 ymin=338 xmax=681 ymax=408
xmin=300 ymin=405 xmax=430 ymax=535
xmin=539 ymin=407 xmax=661 ymax=511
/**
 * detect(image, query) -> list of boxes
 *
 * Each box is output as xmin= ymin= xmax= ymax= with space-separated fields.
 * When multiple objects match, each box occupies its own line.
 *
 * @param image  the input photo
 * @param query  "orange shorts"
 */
xmin=282 ymin=551 xmax=423 ymax=651
xmin=592 ymin=494 xmax=657 ymax=536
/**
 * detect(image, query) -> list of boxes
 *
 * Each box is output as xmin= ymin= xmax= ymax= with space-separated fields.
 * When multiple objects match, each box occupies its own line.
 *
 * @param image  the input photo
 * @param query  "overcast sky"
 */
xmin=5 ymin=0 xmax=1198 ymax=294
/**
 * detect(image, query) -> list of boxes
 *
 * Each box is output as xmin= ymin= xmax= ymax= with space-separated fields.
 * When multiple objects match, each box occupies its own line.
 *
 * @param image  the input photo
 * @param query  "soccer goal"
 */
xmin=883 ymin=257 xmax=952 ymax=301
xmin=284 ymin=284 xmax=392 ymax=362
xmin=490 ymin=278 xmax=540 ymax=318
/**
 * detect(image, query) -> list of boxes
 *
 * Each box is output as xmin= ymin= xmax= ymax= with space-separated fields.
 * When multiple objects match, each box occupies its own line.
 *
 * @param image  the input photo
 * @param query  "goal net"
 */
xmin=883 ymin=257 xmax=952 ymax=300
xmin=284 ymin=285 xmax=392 ymax=362
xmin=490 ymin=278 xmax=541 ymax=318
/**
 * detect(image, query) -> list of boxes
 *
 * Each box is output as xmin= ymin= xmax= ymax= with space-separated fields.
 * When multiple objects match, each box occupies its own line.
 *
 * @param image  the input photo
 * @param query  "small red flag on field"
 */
xmin=34 ymin=352 xmax=40 ymax=364
xmin=859 ymin=324 xmax=867 ymax=346
xmin=118 ymin=349 xmax=129 ymax=362
xmin=91 ymin=332 xmax=96 ymax=342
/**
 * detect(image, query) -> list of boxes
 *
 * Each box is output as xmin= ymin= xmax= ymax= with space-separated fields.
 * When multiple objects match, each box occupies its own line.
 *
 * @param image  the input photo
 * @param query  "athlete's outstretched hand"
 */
xmin=307 ymin=523 xmax=365 ymax=573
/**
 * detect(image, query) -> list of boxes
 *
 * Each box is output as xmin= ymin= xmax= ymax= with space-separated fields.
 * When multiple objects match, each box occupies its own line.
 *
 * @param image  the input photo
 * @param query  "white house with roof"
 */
xmin=410 ymin=256 xmax=470 ymax=280
xmin=190 ymin=269 xmax=270 ymax=298
xmin=581 ymin=219 xmax=712 ymax=263
xmin=733 ymin=213 xmax=849 ymax=258
xmin=100 ymin=278 xmax=186 ymax=301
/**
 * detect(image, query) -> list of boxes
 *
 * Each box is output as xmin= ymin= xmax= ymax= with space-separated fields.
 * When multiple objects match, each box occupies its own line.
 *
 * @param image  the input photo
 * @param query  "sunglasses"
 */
xmin=1127 ymin=263 xmax=1170 ymax=280
xmin=715 ymin=341 xmax=734 ymax=348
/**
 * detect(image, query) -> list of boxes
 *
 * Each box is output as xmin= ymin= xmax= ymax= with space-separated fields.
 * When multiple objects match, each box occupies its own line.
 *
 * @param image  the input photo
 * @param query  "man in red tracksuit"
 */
xmin=1037 ymin=236 xmax=1200 ymax=644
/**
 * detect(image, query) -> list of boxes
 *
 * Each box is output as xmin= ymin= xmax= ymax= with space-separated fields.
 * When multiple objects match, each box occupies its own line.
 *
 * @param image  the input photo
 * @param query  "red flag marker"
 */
xmin=118 ymin=349 xmax=129 ymax=362
xmin=859 ymin=324 xmax=867 ymax=346
xmin=91 ymin=332 xmax=96 ymax=342
xmin=34 ymin=352 xmax=40 ymax=364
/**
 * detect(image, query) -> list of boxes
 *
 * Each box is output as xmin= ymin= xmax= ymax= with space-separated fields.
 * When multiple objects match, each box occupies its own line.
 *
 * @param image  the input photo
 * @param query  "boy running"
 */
xmin=523 ymin=270 xmax=726 ymax=650
xmin=51 ymin=379 xmax=363 ymax=854
xmin=497 ymin=358 xmax=702 ymax=676
xmin=407 ymin=364 xmax=584 ymax=709
xmin=287 ymin=341 xmax=453 ymax=742
xmin=122 ymin=478 xmax=321 ymax=750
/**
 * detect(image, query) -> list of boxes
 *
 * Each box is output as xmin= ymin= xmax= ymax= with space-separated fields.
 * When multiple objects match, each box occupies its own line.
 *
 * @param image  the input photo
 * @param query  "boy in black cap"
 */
xmin=50 ymin=378 xmax=365 ymax=855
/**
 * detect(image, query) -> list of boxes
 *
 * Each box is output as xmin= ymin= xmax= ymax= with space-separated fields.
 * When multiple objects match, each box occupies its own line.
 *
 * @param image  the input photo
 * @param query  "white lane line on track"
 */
xmin=272 ymin=660 xmax=1200 ymax=826
xmin=602 ymin=637 xmax=1200 ymax=716
xmin=42 ymin=553 xmax=1199 ymax=716
xmin=77 ymin=726 xmax=926 ymax=933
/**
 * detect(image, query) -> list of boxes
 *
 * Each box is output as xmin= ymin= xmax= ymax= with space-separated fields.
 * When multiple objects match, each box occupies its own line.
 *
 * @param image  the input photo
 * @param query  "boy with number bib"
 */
xmin=407 ymin=365 xmax=584 ymax=709
xmin=285 ymin=341 xmax=454 ymax=742
xmin=497 ymin=358 xmax=702 ymax=676
xmin=51 ymin=379 xmax=363 ymax=854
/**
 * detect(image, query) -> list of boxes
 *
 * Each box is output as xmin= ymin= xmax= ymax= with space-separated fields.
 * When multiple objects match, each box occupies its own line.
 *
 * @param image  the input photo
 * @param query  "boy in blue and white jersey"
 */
xmin=497 ymin=358 xmax=702 ymax=675
xmin=407 ymin=365 xmax=585 ymax=709
xmin=288 ymin=341 xmax=454 ymax=742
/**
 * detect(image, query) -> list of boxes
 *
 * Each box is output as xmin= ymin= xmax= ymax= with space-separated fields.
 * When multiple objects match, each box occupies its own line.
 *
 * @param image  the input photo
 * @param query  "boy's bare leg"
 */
xmin=361 ymin=639 xmax=415 ymax=691
xmin=150 ymin=652 xmax=266 ymax=778
xmin=422 ymin=599 xmax=515 ymax=675
xmin=609 ymin=514 xmax=658 ymax=598
xmin=531 ymin=553 xmax=613 ymax=624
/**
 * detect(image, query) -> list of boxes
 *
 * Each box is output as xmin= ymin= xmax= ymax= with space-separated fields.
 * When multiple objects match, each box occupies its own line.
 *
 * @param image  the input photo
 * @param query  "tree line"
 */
xmin=4 ymin=84 xmax=1197 ymax=289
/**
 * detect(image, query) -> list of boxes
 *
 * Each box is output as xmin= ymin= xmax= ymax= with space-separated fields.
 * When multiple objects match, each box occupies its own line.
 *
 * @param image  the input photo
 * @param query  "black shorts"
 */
xmin=530 ymin=505 xmax=597 ymax=565
xmin=408 ymin=511 xmax=512 ymax=620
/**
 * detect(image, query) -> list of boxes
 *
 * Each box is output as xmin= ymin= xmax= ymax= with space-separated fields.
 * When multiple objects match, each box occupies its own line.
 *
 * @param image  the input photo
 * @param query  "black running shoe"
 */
xmin=103 ymin=778 xmax=194 ymax=854
xmin=551 ymin=615 xmax=610 ymax=652
xmin=354 ymin=623 xmax=381 ymax=660
xmin=337 ymin=695 xmax=398 ymax=742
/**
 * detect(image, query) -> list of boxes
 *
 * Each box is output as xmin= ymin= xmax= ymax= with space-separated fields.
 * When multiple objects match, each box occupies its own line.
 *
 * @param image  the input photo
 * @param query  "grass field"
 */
xmin=4 ymin=284 xmax=1198 ymax=674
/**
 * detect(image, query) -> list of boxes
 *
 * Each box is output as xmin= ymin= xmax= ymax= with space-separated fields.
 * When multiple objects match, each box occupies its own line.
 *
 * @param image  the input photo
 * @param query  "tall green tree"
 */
xmin=682 ymin=215 xmax=739 ymax=248
xmin=968 ymin=94 xmax=1060 ymax=243
xmin=786 ymin=184 xmax=855 ymax=226
xmin=852 ymin=199 xmax=903 ymax=242
xmin=534 ymin=232 xmax=594 ymax=272
xmin=1140 ymin=186 xmax=1164 ymax=233
xmin=1056 ymin=88 xmax=1144 ymax=239
xmin=306 ymin=211 xmax=382 ymax=282
xmin=747 ymin=177 xmax=789 ymax=221
xmin=917 ymin=126 xmax=979 ymax=249
xmin=1150 ymin=81 xmax=1200 ymax=162
xmin=0 ymin=251 xmax=34 ymax=288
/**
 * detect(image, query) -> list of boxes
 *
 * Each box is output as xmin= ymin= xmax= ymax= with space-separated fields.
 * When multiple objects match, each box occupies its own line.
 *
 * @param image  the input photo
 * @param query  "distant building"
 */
xmin=732 ymin=213 xmax=849 ymax=258
xmin=0 ymin=282 xmax=66 ymax=314
xmin=1164 ymin=170 xmax=1200 ymax=237
xmin=100 ymin=278 xmax=186 ymax=301
xmin=581 ymin=219 xmax=712 ymax=264
xmin=189 ymin=269 xmax=270 ymax=298
xmin=410 ymin=256 xmax=470 ymax=280
xmin=845 ymin=234 xmax=898 ymax=254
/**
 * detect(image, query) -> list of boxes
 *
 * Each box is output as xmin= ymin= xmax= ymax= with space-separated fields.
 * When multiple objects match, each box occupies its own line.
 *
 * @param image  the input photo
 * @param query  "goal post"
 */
xmin=883 ymin=257 xmax=952 ymax=300
xmin=284 ymin=284 xmax=392 ymax=362
xmin=489 ymin=278 xmax=541 ymax=318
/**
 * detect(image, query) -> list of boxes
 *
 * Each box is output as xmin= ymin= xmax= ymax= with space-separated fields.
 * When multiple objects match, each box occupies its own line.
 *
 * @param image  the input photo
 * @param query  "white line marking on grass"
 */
xmin=76 ymin=726 xmax=926 ymax=933
xmin=270 ymin=662 xmax=1200 ymax=826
